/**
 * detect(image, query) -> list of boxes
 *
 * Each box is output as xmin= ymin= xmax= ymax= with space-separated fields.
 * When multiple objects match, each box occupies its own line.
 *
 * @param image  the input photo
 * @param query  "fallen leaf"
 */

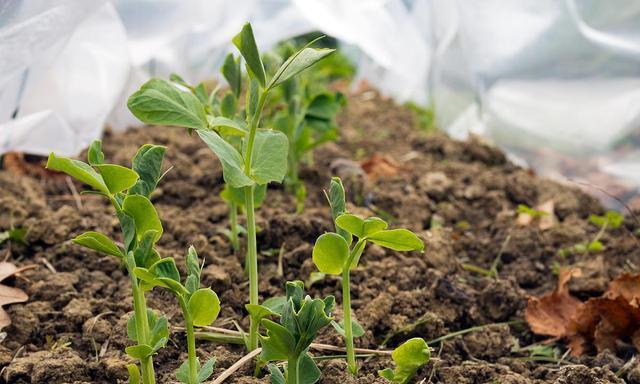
xmin=360 ymin=154 xmax=399 ymax=181
xmin=0 ymin=262 xmax=35 ymax=330
xmin=525 ymin=268 xmax=582 ymax=337
xmin=605 ymin=273 xmax=640 ymax=307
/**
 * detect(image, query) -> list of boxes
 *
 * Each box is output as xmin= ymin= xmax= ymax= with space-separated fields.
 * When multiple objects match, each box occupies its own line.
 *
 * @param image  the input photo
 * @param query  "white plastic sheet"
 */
xmin=2 ymin=0 xmax=640 ymax=204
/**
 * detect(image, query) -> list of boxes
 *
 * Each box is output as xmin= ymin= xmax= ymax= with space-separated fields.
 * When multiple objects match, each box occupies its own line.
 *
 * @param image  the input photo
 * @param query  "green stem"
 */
xmin=128 ymin=262 xmax=156 ymax=384
xmin=287 ymin=355 xmax=299 ymax=384
xmin=229 ymin=201 xmax=239 ymax=252
xmin=245 ymin=185 xmax=259 ymax=351
xmin=179 ymin=297 xmax=198 ymax=383
xmin=341 ymin=240 xmax=365 ymax=376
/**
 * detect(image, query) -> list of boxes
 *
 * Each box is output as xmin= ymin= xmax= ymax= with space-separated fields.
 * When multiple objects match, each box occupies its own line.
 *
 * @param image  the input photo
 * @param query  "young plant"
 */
xmin=312 ymin=177 xmax=424 ymax=375
xmin=134 ymin=246 xmax=220 ymax=384
xmin=127 ymin=22 xmax=335 ymax=351
xmin=46 ymin=140 xmax=168 ymax=384
xmin=378 ymin=338 xmax=430 ymax=384
xmin=258 ymin=281 xmax=334 ymax=384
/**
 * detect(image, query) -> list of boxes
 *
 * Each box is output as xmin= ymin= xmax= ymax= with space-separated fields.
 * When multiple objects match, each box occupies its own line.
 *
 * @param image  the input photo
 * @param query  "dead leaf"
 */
xmin=360 ymin=154 xmax=399 ymax=181
xmin=525 ymin=268 xmax=582 ymax=337
xmin=605 ymin=273 xmax=640 ymax=307
xmin=0 ymin=262 xmax=35 ymax=330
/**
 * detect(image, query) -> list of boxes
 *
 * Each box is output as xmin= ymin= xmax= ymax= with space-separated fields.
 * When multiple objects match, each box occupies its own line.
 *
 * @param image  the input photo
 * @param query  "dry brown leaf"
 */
xmin=606 ymin=273 xmax=640 ymax=307
xmin=0 ymin=261 xmax=34 ymax=330
xmin=360 ymin=154 xmax=399 ymax=181
xmin=525 ymin=268 xmax=582 ymax=337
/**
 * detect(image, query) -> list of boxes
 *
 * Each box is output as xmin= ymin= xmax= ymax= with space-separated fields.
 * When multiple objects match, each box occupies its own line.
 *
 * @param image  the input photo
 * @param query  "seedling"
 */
xmin=258 ymin=281 xmax=334 ymax=384
xmin=312 ymin=177 xmax=424 ymax=375
xmin=134 ymin=246 xmax=220 ymax=384
xmin=559 ymin=210 xmax=624 ymax=256
xmin=378 ymin=338 xmax=430 ymax=384
xmin=46 ymin=140 xmax=168 ymax=384
xmin=127 ymin=22 xmax=335 ymax=351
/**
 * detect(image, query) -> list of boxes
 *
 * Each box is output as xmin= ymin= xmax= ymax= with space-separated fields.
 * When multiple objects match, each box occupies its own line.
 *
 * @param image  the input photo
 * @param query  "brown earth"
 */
xmin=0 ymin=89 xmax=639 ymax=383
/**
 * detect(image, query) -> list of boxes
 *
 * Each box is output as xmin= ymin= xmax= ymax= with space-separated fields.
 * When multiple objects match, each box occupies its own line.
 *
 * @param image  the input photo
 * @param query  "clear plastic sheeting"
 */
xmin=2 ymin=0 xmax=640 ymax=205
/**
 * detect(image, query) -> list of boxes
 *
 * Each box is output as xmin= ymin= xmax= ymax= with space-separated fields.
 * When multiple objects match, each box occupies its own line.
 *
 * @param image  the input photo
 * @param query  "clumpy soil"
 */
xmin=1 ymin=89 xmax=639 ymax=383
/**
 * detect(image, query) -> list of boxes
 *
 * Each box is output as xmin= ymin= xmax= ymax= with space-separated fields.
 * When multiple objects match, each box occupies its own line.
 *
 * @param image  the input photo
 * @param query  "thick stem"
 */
xmin=341 ymin=269 xmax=357 ymax=376
xmin=245 ymin=186 xmax=259 ymax=351
xmin=229 ymin=201 xmax=239 ymax=252
xmin=129 ymin=264 xmax=156 ymax=384
xmin=179 ymin=298 xmax=198 ymax=383
xmin=287 ymin=355 xmax=299 ymax=384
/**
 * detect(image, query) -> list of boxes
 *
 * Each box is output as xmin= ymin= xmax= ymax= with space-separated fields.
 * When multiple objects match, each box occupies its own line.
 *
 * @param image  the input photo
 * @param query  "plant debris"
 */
xmin=0 ymin=262 xmax=34 ymax=330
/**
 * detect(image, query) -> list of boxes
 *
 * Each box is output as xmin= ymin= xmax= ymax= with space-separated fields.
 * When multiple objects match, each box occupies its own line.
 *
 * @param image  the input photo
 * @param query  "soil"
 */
xmin=1 ymin=89 xmax=639 ymax=383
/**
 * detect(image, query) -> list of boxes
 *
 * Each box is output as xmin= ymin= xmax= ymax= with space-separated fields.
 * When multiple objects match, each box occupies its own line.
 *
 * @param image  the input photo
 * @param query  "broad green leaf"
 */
xmin=328 ymin=177 xmax=352 ymax=245
xmin=220 ymin=92 xmax=236 ymax=118
xmin=169 ymin=73 xmax=190 ymax=88
xmin=378 ymin=368 xmax=394 ymax=382
xmin=588 ymin=240 xmax=604 ymax=252
xmin=127 ymin=364 xmax=141 ymax=384
xmin=220 ymin=184 xmax=266 ymax=207
xmin=129 ymin=144 xmax=166 ymax=197
xmin=246 ymin=303 xmax=279 ymax=325
xmin=73 ymin=231 xmax=123 ymax=258
xmin=292 ymin=297 xmax=334 ymax=340
xmin=589 ymin=211 xmax=624 ymax=229
xmin=250 ymin=129 xmax=288 ymax=185
xmin=149 ymin=258 xmax=181 ymax=283
xmin=259 ymin=319 xmax=296 ymax=361
xmin=268 ymin=364 xmax=286 ymax=384
xmin=46 ymin=153 xmax=108 ymax=194
xmin=232 ymin=23 xmax=266 ymax=87
xmin=188 ymin=288 xmax=220 ymax=326
xmin=127 ymin=78 xmax=208 ymax=129
xmin=262 ymin=296 xmax=287 ymax=316
xmin=246 ymin=78 xmax=259 ymax=117
xmin=133 ymin=230 xmax=161 ymax=268
xmin=122 ymin=195 xmax=163 ymax=243
xmin=298 ymin=353 xmax=321 ymax=384
xmin=127 ymin=309 xmax=157 ymax=342
xmin=197 ymin=358 xmax=216 ymax=383
xmin=221 ymin=53 xmax=242 ymax=97
xmin=335 ymin=214 xmax=387 ymax=238
xmin=117 ymin=211 xmax=137 ymax=253
xmin=312 ymin=233 xmax=349 ymax=275
xmin=94 ymin=164 xmax=139 ymax=194
xmin=87 ymin=140 xmax=104 ymax=165
xmin=197 ymin=130 xmax=254 ymax=188
xmin=175 ymin=360 xmax=190 ymax=383
xmin=268 ymin=44 xmax=335 ymax=90
xmin=367 ymin=229 xmax=424 ymax=251
xmin=207 ymin=116 xmax=248 ymax=136
xmin=331 ymin=318 xmax=365 ymax=338
xmin=125 ymin=344 xmax=153 ymax=360
xmin=379 ymin=337 xmax=430 ymax=384
xmin=150 ymin=315 xmax=169 ymax=346
xmin=306 ymin=93 xmax=340 ymax=120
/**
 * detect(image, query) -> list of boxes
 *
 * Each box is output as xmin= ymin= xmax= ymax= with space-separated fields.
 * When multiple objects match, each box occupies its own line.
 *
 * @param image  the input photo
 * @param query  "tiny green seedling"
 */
xmin=517 ymin=204 xmax=549 ymax=219
xmin=128 ymin=22 xmax=335 ymax=351
xmin=378 ymin=338 xmax=430 ymax=384
xmin=46 ymin=140 xmax=168 ymax=384
xmin=561 ymin=210 xmax=624 ymax=255
xmin=312 ymin=177 xmax=424 ymax=375
xmin=134 ymin=246 xmax=220 ymax=384
xmin=257 ymin=281 xmax=334 ymax=384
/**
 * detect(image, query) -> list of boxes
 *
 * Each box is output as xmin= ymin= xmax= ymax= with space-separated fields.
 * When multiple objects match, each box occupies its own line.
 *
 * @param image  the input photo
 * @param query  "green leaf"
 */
xmin=73 ymin=231 xmax=124 ymax=258
xmin=220 ymin=92 xmax=237 ymax=118
xmin=127 ymin=78 xmax=208 ymax=129
xmin=127 ymin=364 xmax=141 ymax=384
xmin=335 ymin=214 xmax=387 ymax=239
xmin=207 ymin=116 xmax=248 ymax=136
xmin=259 ymin=319 xmax=296 ymax=361
xmin=94 ymin=164 xmax=139 ymax=194
xmin=122 ymin=195 xmax=163 ymax=243
xmin=246 ymin=303 xmax=279 ymax=326
xmin=328 ymin=177 xmax=352 ymax=245
xmin=220 ymin=184 xmax=266 ymax=207
xmin=221 ymin=53 xmax=242 ymax=97
xmin=133 ymin=230 xmax=161 ymax=268
xmin=250 ymin=129 xmax=289 ymax=185
xmin=367 ymin=229 xmax=424 ymax=251
xmin=150 ymin=315 xmax=169 ymax=347
xmin=149 ymin=258 xmax=181 ymax=283
xmin=117 ymin=211 xmax=137 ymax=253
xmin=589 ymin=211 xmax=624 ymax=229
xmin=232 ymin=23 xmax=266 ymax=87
xmin=268 ymin=43 xmax=335 ymax=90
xmin=87 ymin=140 xmax=104 ymax=165
xmin=331 ymin=318 xmax=365 ymax=338
xmin=312 ymin=233 xmax=349 ymax=275
xmin=378 ymin=368 xmax=394 ymax=382
xmin=197 ymin=130 xmax=254 ymax=188
xmin=306 ymin=93 xmax=341 ymax=120
xmin=175 ymin=360 xmax=189 ymax=383
xmin=185 ymin=245 xmax=201 ymax=289
xmin=588 ymin=240 xmax=604 ymax=252
xmin=262 ymin=296 xmax=287 ymax=316
xmin=298 ymin=353 xmax=321 ymax=384
xmin=268 ymin=364 xmax=286 ymax=384
xmin=188 ymin=288 xmax=220 ymax=326
xmin=46 ymin=153 xmax=109 ymax=194
xmin=127 ymin=309 xmax=158 ymax=343
xmin=379 ymin=338 xmax=430 ymax=384
xmin=129 ymin=144 xmax=166 ymax=197
xmin=125 ymin=344 xmax=154 ymax=360
xmin=197 ymin=358 xmax=216 ymax=383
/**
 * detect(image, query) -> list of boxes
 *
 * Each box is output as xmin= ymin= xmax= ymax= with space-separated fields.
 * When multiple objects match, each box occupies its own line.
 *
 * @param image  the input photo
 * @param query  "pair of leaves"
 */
xmin=198 ymin=129 xmax=288 ymax=188
xmin=312 ymin=213 xmax=424 ymax=275
xmin=176 ymin=357 xmax=216 ymax=384
xmin=125 ymin=309 xmax=169 ymax=360
xmin=378 ymin=338 xmax=430 ymax=384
